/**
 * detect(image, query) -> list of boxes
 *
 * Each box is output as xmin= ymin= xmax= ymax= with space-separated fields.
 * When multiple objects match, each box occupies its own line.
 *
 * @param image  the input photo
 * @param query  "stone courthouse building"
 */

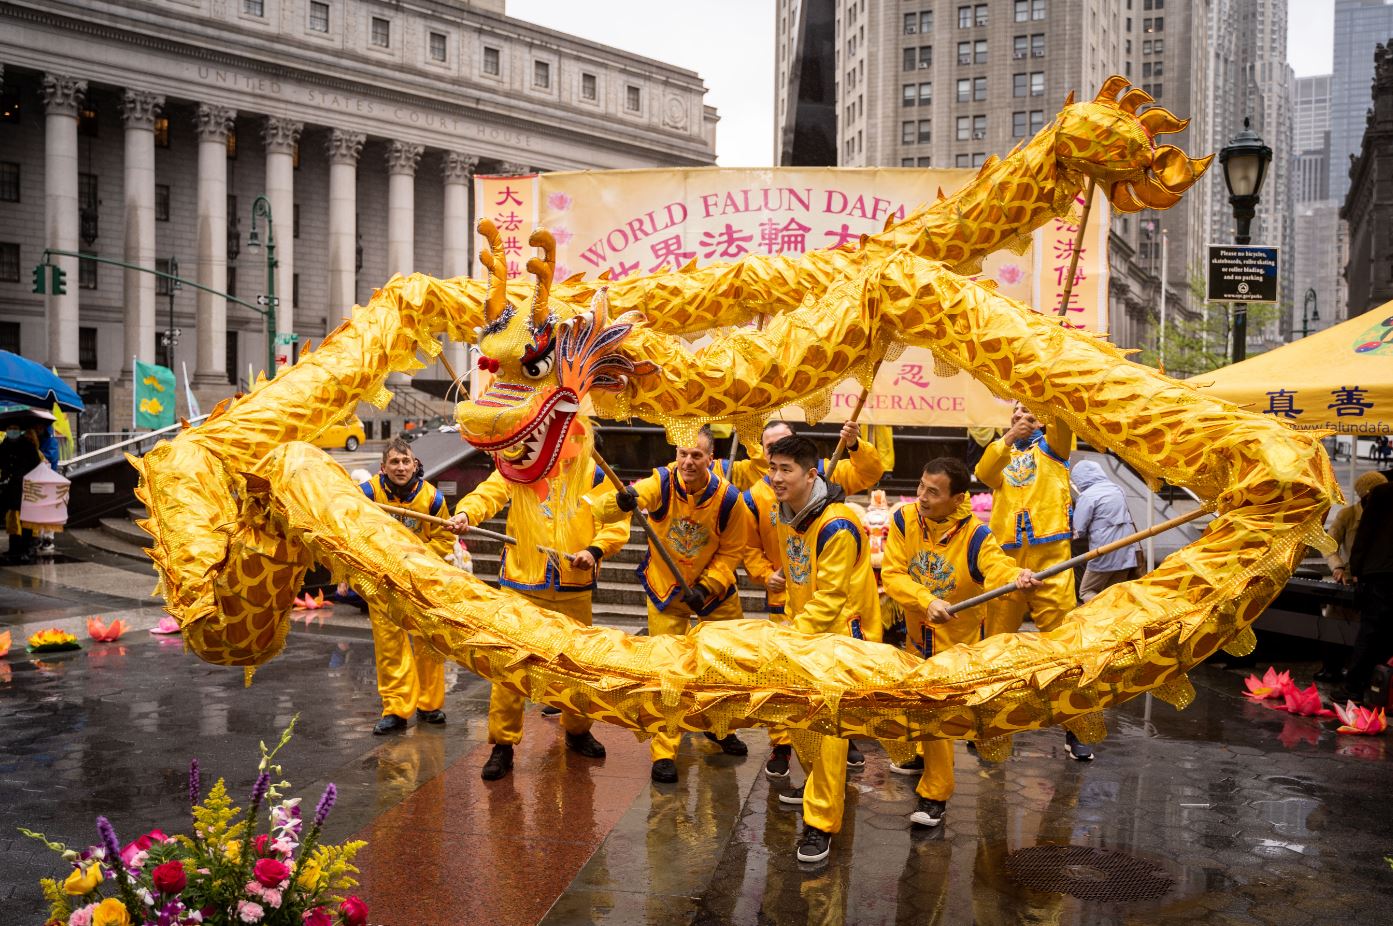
xmin=0 ymin=0 xmax=716 ymax=436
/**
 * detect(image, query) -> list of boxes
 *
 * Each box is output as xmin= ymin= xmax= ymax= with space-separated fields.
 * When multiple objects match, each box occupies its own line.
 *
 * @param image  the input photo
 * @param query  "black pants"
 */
xmin=5 ymin=526 xmax=33 ymax=561
xmin=1346 ymin=574 xmax=1393 ymax=693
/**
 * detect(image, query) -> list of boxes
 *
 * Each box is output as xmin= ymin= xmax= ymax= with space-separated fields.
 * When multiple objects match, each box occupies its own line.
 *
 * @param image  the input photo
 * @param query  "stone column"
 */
xmin=386 ymin=142 xmax=423 ymax=275
xmin=262 ymin=117 xmax=302 ymax=348
xmin=121 ymin=90 xmax=164 ymax=378
xmin=441 ymin=152 xmax=478 ymax=377
xmin=325 ymin=130 xmax=364 ymax=315
xmin=41 ymin=74 xmax=86 ymax=375
xmin=194 ymin=104 xmax=236 ymax=386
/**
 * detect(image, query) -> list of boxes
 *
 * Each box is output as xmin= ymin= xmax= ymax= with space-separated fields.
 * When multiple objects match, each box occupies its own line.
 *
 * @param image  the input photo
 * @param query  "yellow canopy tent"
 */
xmin=1195 ymin=302 xmax=1393 ymax=434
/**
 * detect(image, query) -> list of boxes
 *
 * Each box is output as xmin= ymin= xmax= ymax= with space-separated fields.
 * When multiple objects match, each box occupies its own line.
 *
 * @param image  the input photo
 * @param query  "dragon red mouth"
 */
xmin=467 ymin=388 xmax=580 ymax=484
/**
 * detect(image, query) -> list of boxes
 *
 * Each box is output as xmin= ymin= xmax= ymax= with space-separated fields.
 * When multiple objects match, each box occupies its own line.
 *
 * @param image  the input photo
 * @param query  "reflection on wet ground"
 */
xmin=3 ymin=598 xmax=1392 ymax=924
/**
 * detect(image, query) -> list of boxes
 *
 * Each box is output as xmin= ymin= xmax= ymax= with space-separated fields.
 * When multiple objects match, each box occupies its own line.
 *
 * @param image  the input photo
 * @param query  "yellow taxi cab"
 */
xmin=312 ymin=413 xmax=366 ymax=452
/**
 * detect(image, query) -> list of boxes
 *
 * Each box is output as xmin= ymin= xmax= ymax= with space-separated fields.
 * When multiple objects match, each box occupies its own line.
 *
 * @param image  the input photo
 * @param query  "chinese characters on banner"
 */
xmin=1032 ymin=191 xmax=1112 ymax=331
xmin=472 ymin=173 xmax=540 ymax=281
xmin=481 ymin=167 xmax=1112 ymax=427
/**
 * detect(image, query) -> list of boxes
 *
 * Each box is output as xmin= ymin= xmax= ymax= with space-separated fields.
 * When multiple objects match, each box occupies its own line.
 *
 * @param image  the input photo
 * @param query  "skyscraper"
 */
xmin=1331 ymin=0 xmax=1393 ymax=204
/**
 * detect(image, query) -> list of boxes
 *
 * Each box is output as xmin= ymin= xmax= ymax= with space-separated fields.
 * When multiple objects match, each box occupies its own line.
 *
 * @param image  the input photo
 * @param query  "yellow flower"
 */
xmin=223 ymin=840 xmax=241 ymax=863
xmin=91 ymin=898 xmax=131 ymax=926
xmin=62 ymin=863 xmax=102 ymax=896
xmin=296 ymin=858 xmax=322 ymax=890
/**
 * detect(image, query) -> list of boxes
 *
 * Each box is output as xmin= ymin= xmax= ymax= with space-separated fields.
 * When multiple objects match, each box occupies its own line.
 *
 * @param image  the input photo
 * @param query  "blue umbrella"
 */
xmin=0 ymin=350 xmax=84 ymax=411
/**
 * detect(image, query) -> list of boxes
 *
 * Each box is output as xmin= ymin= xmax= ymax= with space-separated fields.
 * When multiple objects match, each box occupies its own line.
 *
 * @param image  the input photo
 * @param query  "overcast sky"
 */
xmin=507 ymin=1 xmax=1335 ymax=167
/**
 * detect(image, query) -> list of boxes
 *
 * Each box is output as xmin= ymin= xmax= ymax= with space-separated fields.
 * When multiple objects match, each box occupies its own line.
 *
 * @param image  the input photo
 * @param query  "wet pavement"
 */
xmin=2 ymin=551 xmax=1393 ymax=924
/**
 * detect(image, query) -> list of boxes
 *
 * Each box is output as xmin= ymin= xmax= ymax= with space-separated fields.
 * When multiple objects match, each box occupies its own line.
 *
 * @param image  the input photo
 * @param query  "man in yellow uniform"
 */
xmin=975 ymin=402 xmax=1093 ymax=760
xmin=447 ymin=462 xmax=629 ymax=781
xmin=360 ymin=438 xmax=454 ymax=735
xmin=593 ymin=426 xmax=752 ymax=783
xmin=724 ymin=420 xmax=886 ymax=776
xmin=881 ymin=457 xmax=1040 ymax=828
xmin=764 ymin=434 xmax=881 ymax=863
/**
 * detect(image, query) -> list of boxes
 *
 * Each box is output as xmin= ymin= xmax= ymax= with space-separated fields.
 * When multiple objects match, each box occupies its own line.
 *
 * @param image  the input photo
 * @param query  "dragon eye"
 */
xmin=522 ymin=354 xmax=554 ymax=379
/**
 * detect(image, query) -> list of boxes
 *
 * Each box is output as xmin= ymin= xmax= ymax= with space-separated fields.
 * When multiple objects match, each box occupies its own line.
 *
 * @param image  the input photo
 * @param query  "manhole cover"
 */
xmin=1004 ymin=846 xmax=1175 ymax=902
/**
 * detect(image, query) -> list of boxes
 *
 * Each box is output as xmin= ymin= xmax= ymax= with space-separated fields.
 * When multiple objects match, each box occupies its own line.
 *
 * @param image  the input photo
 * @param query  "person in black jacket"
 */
xmin=1338 ymin=480 xmax=1393 ymax=703
xmin=0 ymin=422 xmax=44 ymax=564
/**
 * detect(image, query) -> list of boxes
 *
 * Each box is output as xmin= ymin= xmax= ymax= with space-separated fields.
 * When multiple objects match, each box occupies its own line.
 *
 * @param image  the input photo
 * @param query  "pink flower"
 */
xmin=547 ymin=192 xmax=573 ymax=212
xmin=68 ymin=904 xmax=97 ymax=926
xmin=151 ymin=859 xmax=187 ymax=895
xmin=236 ymin=900 xmax=264 ymax=923
xmin=339 ymin=895 xmax=369 ymax=926
xmin=120 ymin=829 xmax=168 ymax=866
xmin=1280 ymin=682 xmax=1335 ymax=717
xmin=552 ymin=227 xmax=574 ymax=246
xmin=1242 ymin=666 xmax=1292 ymax=702
xmin=252 ymin=857 xmax=290 ymax=887
xmin=1334 ymin=700 xmax=1388 ymax=735
xmin=303 ymin=909 xmax=333 ymax=926
xmin=253 ymin=834 xmax=271 ymax=857
xmin=996 ymin=263 xmax=1024 ymax=285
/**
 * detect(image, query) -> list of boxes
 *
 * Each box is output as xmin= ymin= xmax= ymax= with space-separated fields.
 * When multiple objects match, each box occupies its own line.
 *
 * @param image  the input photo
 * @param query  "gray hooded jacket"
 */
xmin=1071 ymin=460 xmax=1140 ymax=572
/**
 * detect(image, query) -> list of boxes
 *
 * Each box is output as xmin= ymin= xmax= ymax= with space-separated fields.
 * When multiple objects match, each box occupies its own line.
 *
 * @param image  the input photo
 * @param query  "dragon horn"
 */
xmin=476 ymin=219 xmax=507 ymax=324
xmin=527 ymin=228 xmax=557 ymax=327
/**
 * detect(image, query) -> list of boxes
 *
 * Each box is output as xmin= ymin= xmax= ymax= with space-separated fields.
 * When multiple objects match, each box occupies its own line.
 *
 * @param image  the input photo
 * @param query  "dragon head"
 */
xmin=455 ymin=220 xmax=655 ymax=484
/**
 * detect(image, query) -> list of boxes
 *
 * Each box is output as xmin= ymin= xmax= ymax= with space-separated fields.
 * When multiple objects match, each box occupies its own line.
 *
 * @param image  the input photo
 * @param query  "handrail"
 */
xmin=61 ymin=414 xmax=210 ymax=471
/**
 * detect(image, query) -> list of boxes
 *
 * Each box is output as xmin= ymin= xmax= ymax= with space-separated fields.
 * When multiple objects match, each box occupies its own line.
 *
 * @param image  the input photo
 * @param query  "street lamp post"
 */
xmin=1301 ymin=287 xmax=1320 ymax=339
xmin=1219 ymin=117 xmax=1273 ymax=363
xmin=160 ymin=256 xmax=182 ymax=367
xmin=246 ymin=195 xmax=279 ymax=375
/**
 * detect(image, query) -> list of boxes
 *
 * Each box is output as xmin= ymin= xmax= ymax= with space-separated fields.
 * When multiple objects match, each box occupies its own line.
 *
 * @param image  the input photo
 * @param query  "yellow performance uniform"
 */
xmin=881 ymin=497 xmax=1021 ymax=803
xmin=775 ymin=484 xmax=881 ymax=835
xmin=974 ymin=425 xmax=1076 ymax=635
xmin=455 ymin=466 xmax=630 ymax=746
xmin=593 ymin=465 xmax=749 ymax=761
xmin=360 ymin=474 xmax=453 ymax=719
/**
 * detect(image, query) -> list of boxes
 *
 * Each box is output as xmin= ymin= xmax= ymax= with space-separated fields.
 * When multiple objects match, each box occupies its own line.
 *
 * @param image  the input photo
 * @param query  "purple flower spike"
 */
xmin=189 ymin=758 xmax=201 ymax=806
xmin=250 ymin=771 xmax=271 ymax=806
xmin=96 ymin=816 xmax=123 ymax=869
xmin=313 ymin=783 xmax=337 ymax=828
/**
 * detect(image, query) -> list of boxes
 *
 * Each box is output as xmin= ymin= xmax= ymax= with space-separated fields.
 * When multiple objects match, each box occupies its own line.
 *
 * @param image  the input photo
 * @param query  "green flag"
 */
xmin=134 ymin=359 xmax=176 ymax=430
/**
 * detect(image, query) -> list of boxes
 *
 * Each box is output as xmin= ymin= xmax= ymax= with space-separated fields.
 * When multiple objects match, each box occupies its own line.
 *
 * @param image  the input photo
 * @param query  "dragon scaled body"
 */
xmin=133 ymin=80 xmax=1336 ymax=750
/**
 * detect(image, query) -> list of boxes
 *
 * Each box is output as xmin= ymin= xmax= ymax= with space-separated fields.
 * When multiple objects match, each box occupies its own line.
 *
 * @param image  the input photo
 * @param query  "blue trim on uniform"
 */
xmin=1002 ymin=510 xmax=1073 ymax=550
xmin=892 ymin=507 xmax=907 ymax=534
xmin=429 ymin=489 xmax=446 ymax=517
xmin=1039 ymin=435 xmax=1072 ymax=467
xmin=816 ymin=459 xmax=826 ymax=477
xmin=717 ymin=484 xmax=740 ymax=531
xmin=360 ymin=481 xmax=374 ymax=499
xmin=651 ymin=467 xmax=673 ymax=522
xmin=967 ymin=523 xmax=991 ymax=585
xmin=635 ymin=554 xmax=735 ymax=614
xmin=497 ymin=548 xmax=599 ymax=593
xmin=768 ymin=602 xmax=785 ymax=616
xmin=815 ymin=517 xmax=862 ymax=560
xmin=741 ymin=490 xmax=758 ymax=517
xmin=591 ymin=465 xmax=606 ymax=489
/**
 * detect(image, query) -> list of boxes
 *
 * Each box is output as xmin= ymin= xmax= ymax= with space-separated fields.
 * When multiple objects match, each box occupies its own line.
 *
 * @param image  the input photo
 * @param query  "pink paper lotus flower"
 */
xmin=86 ymin=616 xmax=129 ymax=642
xmin=547 ymin=192 xmax=573 ymax=212
xmin=149 ymin=616 xmax=181 ymax=635
xmin=1242 ymin=666 xmax=1292 ymax=702
xmin=1334 ymin=700 xmax=1388 ymax=735
xmin=996 ymin=263 xmax=1025 ymax=285
xmin=1280 ymin=682 xmax=1335 ymax=717
xmin=293 ymin=590 xmax=331 ymax=610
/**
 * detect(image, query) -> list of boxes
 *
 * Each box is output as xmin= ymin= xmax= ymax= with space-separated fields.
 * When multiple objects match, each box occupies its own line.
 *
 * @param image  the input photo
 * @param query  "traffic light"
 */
xmin=31 ymin=264 xmax=46 ymax=295
xmin=52 ymin=266 xmax=67 ymax=295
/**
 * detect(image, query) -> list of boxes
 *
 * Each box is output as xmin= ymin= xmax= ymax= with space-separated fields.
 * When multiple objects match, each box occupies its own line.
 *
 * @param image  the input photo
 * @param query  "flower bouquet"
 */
xmin=22 ymin=717 xmax=370 ymax=926
xmin=27 ymin=628 xmax=80 ymax=653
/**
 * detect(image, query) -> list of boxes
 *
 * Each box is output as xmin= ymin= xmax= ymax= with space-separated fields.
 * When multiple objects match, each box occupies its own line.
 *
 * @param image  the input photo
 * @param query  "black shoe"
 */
xmin=481 ymin=744 xmax=514 ymax=781
xmin=651 ymin=758 xmax=678 ymax=783
xmin=909 ymin=797 xmax=946 ymax=827
xmin=565 ymin=731 xmax=607 ymax=759
xmin=416 ymin=708 xmax=446 ymax=725
xmin=796 ymin=825 xmax=831 ymax=862
xmin=889 ymin=755 xmax=924 ymax=775
xmin=1065 ymin=731 xmax=1094 ymax=762
xmin=1330 ymin=687 xmax=1365 ymax=707
xmin=540 ymin=704 xmax=562 ymax=717
xmin=372 ymin=714 xmax=408 ymax=735
xmin=765 ymin=745 xmax=793 ymax=778
xmin=704 ymin=732 xmax=749 ymax=756
xmin=846 ymin=741 xmax=865 ymax=768
xmin=778 ymin=785 xmax=805 ymax=805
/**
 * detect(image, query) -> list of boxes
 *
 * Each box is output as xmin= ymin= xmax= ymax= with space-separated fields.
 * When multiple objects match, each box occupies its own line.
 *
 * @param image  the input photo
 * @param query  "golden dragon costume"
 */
xmin=132 ymin=79 xmax=1340 ymax=755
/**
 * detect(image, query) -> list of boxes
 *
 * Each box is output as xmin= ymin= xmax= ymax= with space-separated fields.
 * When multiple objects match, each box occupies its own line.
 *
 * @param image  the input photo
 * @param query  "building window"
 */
xmin=956 ymin=153 xmax=971 ymax=167
xmin=904 ymin=47 xmax=917 ymax=71
xmin=1030 ymin=110 xmax=1045 ymax=134
xmin=1014 ymin=35 xmax=1028 ymax=59
xmin=155 ymin=184 xmax=170 ymax=222
xmin=974 ymin=76 xmax=987 ymax=100
xmin=975 ymin=39 xmax=987 ymax=64
xmin=79 ymin=107 xmax=98 ymax=138
xmin=1152 ymin=39 xmax=1164 ymax=54
xmin=975 ymin=4 xmax=988 ymax=26
xmin=0 ymin=322 xmax=17 ymax=355
xmin=903 ymin=12 xmax=918 ymax=34
xmin=154 ymin=117 xmax=169 ymax=148
xmin=0 ymin=242 xmax=18 ymax=282
xmin=973 ymin=152 xmax=987 ymax=167
xmin=917 ymin=156 xmax=932 ymax=167
xmin=902 ymin=121 xmax=916 ymax=144
xmin=156 ymin=258 xmax=172 ymax=296
xmin=918 ymin=82 xmax=932 ymax=105
xmin=429 ymin=32 xmax=447 ymax=62
xmin=918 ymin=119 xmax=931 ymax=143
xmin=1031 ymin=71 xmax=1045 ymax=96
xmin=293 ymin=273 xmax=300 ymax=307
xmin=1013 ymin=73 xmax=1027 ymax=97
xmin=1013 ymin=110 xmax=1027 ymax=137
xmin=226 ymin=331 xmax=238 ymax=385
xmin=533 ymin=60 xmax=551 ymax=89
xmin=919 ymin=11 xmax=933 ymax=32
xmin=1032 ymin=33 xmax=1045 ymax=57
xmin=0 ymin=162 xmax=18 ymax=202
xmin=78 ymin=173 xmax=98 ymax=216
xmin=581 ymin=72 xmax=597 ymax=100
xmin=308 ymin=1 xmax=329 ymax=32
xmin=293 ymin=203 xmax=300 ymax=239
xmin=958 ymin=5 xmax=971 ymax=28
xmin=972 ymin=114 xmax=987 ymax=139
xmin=957 ymin=78 xmax=971 ymax=102
xmin=482 ymin=46 xmax=500 ymax=75
xmin=918 ymin=46 xmax=932 ymax=68
xmin=626 ymin=85 xmax=642 ymax=112
xmin=243 ymin=0 xmax=263 ymax=16
xmin=370 ymin=17 xmax=390 ymax=48
xmin=1032 ymin=0 xmax=1047 ymax=20
xmin=956 ymin=115 xmax=970 ymax=141
xmin=226 ymin=127 xmax=237 ymax=159
xmin=901 ymin=157 xmax=915 ymax=167
xmin=1015 ymin=0 xmax=1029 ymax=22
xmin=902 ymin=84 xmax=917 ymax=107
xmin=79 ymin=251 xmax=97 ymax=289
xmin=79 ymin=327 xmax=97 ymax=371
xmin=1144 ymin=16 xmax=1163 ymax=32
xmin=958 ymin=41 xmax=971 ymax=65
